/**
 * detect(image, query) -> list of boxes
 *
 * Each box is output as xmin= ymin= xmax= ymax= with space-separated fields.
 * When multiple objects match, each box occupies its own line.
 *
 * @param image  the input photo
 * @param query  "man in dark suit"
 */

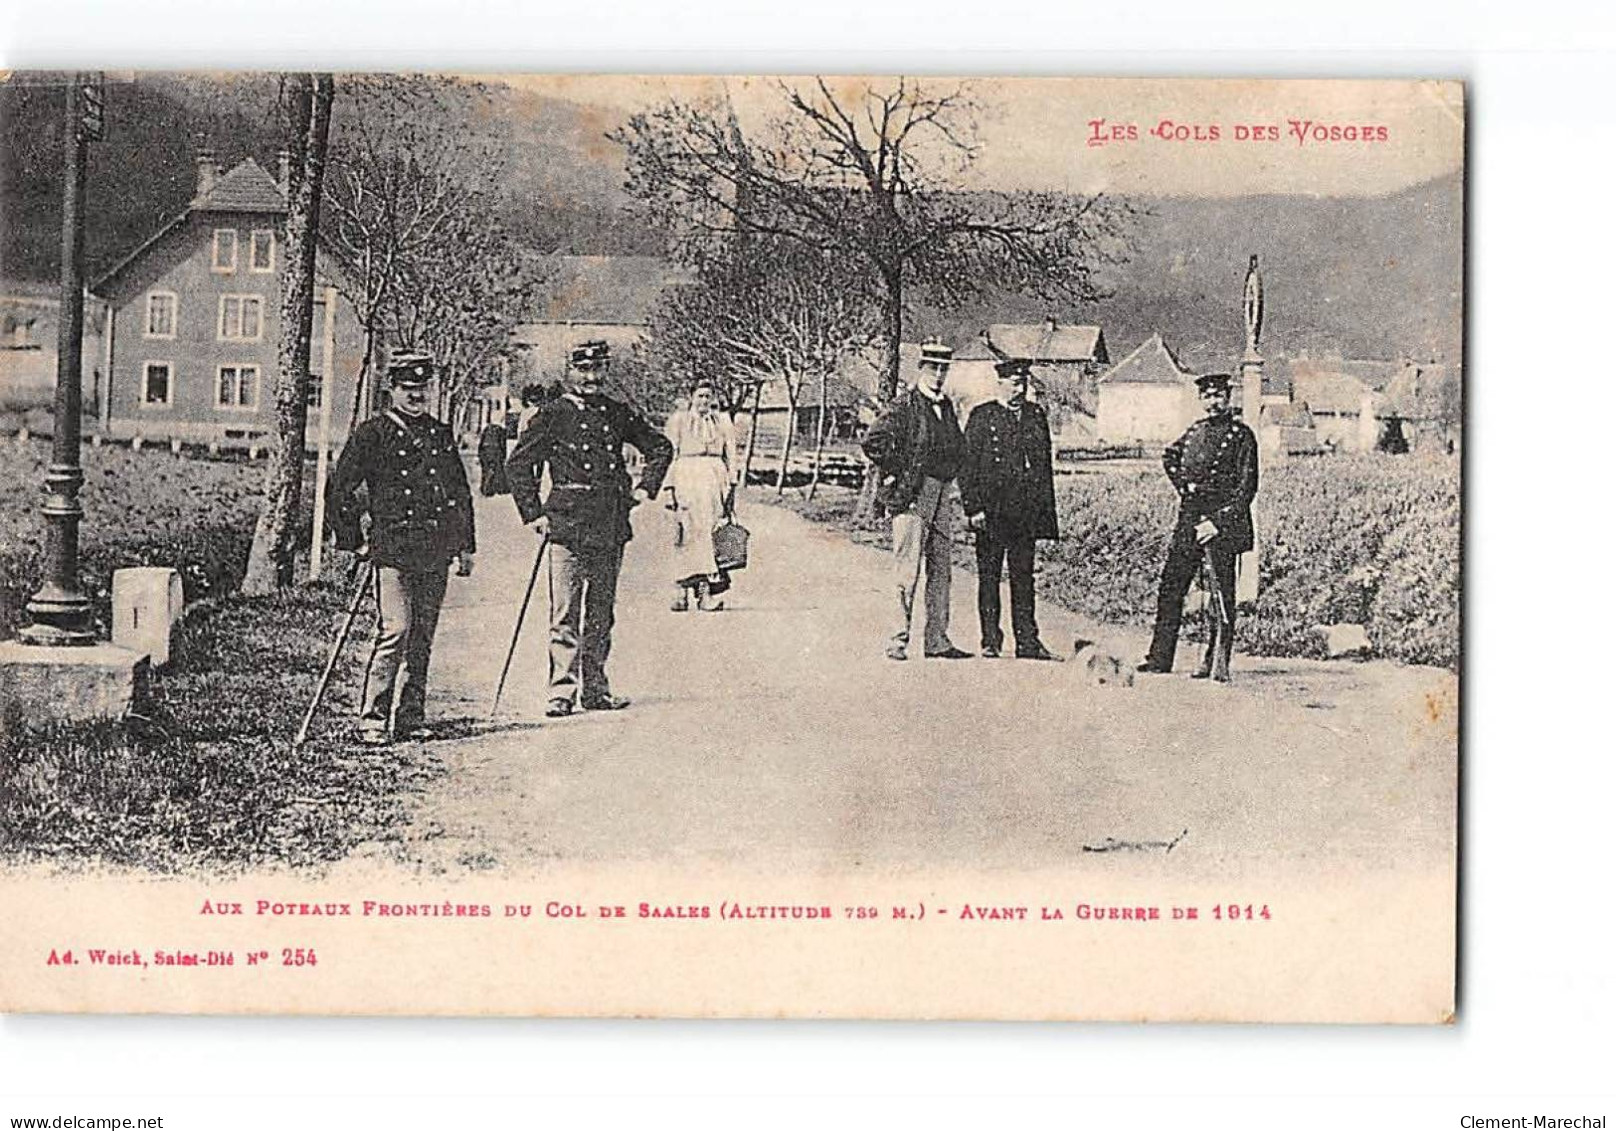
xmin=1138 ymin=371 xmax=1260 ymax=682
xmin=960 ymin=358 xmax=1060 ymax=661
xmin=860 ymin=339 xmax=971 ymax=661
xmin=476 ymin=416 xmax=509 ymax=497
xmin=325 ymin=352 xmax=476 ymax=745
xmin=505 ymin=341 xmax=673 ymax=716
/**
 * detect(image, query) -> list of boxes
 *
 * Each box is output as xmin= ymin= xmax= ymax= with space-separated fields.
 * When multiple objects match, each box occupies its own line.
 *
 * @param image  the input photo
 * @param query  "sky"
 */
xmin=498 ymin=74 xmax=1464 ymax=197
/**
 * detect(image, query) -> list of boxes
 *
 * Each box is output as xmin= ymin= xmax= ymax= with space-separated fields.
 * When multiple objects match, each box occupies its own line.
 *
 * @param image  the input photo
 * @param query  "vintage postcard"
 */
xmin=0 ymin=73 xmax=1461 ymax=1020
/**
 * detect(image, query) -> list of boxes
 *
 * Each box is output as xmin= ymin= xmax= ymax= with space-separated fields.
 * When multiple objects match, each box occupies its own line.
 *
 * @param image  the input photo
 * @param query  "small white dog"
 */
xmin=1072 ymin=638 xmax=1135 ymax=688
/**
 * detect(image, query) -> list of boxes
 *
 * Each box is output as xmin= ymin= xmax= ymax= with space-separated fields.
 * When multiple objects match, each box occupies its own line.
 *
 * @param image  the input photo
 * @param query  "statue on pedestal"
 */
xmin=1243 ymin=254 xmax=1264 ymax=360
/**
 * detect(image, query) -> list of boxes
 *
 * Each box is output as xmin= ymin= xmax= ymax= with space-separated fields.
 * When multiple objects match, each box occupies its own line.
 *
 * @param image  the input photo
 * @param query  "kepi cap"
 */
xmin=1194 ymin=371 xmax=1233 ymax=392
xmin=387 ymin=351 xmax=433 ymax=387
xmin=570 ymin=340 xmax=611 ymax=370
xmin=994 ymin=357 xmax=1033 ymax=379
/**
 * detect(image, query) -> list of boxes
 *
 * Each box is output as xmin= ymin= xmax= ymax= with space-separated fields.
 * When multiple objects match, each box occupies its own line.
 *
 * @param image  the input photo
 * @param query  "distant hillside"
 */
xmin=0 ymin=74 xmax=660 ymax=285
xmin=914 ymin=174 xmax=1463 ymax=369
xmin=1 ymin=75 xmax=286 ymax=282
xmin=4 ymin=75 xmax=1460 ymax=367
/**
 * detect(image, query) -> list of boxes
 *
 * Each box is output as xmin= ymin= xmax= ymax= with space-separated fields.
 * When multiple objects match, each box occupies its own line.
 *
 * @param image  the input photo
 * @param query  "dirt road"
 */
xmin=391 ymin=487 xmax=1456 ymax=882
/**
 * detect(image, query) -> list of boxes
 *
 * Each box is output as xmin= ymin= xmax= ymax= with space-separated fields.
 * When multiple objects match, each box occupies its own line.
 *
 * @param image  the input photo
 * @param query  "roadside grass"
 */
xmin=1 ymin=439 xmax=447 ymax=870
xmin=0 ymin=578 xmax=445 ymax=871
xmin=761 ymin=451 xmax=1460 ymax=670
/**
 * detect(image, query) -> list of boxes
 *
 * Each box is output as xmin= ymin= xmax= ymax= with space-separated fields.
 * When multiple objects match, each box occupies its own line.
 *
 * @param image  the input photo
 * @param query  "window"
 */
xmin=144 ymin=292 xmax=176 ymax=339
xmin=141 ymin=361 xmax=173 ymax=407
xmin=305 ymin=373 xmax=323 ymax=410
xmin=217 ymin=365 xmax=259 ymax=410
xmin=212 ymin=229 xmax=237 ymax=272
xmin=250 ymin=230 xmax=274 ymax=272
xmin=217 ymin=295 xmax=264 ymax=341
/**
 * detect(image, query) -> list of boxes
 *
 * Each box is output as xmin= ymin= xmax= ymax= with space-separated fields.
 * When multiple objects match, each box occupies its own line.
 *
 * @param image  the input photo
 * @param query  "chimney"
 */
xmin=194 ymin=150 xmax=218 ymax=202
xmin=277 ymin=149 xmax=292 ymax=196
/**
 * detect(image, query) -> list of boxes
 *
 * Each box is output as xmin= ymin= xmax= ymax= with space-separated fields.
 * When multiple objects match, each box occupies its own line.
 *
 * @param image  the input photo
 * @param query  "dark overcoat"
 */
xmin=959 ymin=399 xmax=1059 ymax=541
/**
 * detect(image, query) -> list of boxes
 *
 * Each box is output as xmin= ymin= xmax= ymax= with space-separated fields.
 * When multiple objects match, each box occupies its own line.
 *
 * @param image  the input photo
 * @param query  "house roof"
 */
xmin=1097 ymin=333 xmax=1195 ymax=386
xmin=1292 ymin=369 xmax=1380 ymax=415
xmin=1288 ymin=355 xmax=1404 ymax=392
xmin=193 ymin=158 xmax=287 ymax=214
xmin=1381 ymin=361 xmax=1460 ymax=419
xmin=527 ymin=256 xmax=692 ymax=325
xmin=91 ymin=158 xmax=291 ymax=296
xmin=957 ymin=321 xmax=1107 ymax=364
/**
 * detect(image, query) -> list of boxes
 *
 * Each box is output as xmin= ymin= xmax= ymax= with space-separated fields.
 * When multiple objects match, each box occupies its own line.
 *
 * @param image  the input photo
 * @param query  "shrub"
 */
xmin=0 ymin=441 xmax=267 ymax=637
xmin=770 ymin=452 xmax=1461 ymax=670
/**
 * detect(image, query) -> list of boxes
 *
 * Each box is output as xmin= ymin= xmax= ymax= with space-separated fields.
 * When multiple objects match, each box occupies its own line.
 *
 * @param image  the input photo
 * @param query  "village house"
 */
xmin=0 ymin=278 xmax=108 ymax=425
xmin=506 ymin=255 xmax=692 ymax=390
xmin=1381 ymin=359 xmax=1461 ymax=451
xmin=1092 ymin=333 xmax=1199 ymax=446
xmin=91 ymin=153 xmax=367 ymax=450
xmin=952 ymin=318 xmax=1108 ymax=449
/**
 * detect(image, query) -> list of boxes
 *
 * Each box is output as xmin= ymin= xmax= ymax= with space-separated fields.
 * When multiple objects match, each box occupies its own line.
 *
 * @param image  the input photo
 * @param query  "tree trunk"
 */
xmin=855 ymin=268 xmax=904 ymax=524
xmin=775 ymin=385 xmax=798 ymax=497
xmin=879 ymin=268 xmax=904 ymax=402
xmin=347 ymin=322 xmax=377 ymax=436
xmin=244 ymin=73 xmax=335 ymax=594
xmin=739 ymin=381 xmax=763 ymax=487
xmin=807 ymin=369 xmax=830 ymax=501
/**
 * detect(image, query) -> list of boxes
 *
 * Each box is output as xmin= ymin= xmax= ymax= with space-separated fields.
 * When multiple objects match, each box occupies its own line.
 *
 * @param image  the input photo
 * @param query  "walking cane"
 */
xmin=491 ymin=533 xmax=549 ymax=717
xmin=293 ymin=560 xmax=376 ymax=749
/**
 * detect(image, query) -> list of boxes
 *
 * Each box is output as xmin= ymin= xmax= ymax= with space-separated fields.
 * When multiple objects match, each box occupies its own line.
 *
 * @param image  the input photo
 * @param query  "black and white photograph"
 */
xmin=0 ymin=71 xmax=1463 ymax=1022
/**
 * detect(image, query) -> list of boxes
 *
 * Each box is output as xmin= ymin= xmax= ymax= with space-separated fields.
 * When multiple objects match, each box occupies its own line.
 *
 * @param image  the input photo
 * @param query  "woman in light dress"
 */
xmin=665 ymin=381 xmax=738 ymax=612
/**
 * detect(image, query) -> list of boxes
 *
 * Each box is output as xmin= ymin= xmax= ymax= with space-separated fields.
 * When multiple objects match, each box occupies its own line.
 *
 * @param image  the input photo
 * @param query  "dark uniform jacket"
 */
xmin=1163 ymin=412 xmax=1259 ymax=552
xmin=326 ymin=410 xmax=476 ymax=570
xmin=960 ymin=400 xmax=1059 ymax=541
xmin=505 ymin=392 xmax=673 ymax=548
xmin=860 ymin=388 xmax=966 ymax=515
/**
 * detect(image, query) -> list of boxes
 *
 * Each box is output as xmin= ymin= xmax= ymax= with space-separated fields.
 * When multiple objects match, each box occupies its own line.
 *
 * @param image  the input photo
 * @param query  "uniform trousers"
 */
xmin=362 ymin=563 xmax=449 ymax=734
xmin=546 ymin=540 xmax=624 ymax=703
xmin=890 ymin=476 xmax=956 ymax=655
xmin=1145 ymin=519 xmax=1238 ymax=673
xmin=974 ymin=529 xmax=1040 ymax=654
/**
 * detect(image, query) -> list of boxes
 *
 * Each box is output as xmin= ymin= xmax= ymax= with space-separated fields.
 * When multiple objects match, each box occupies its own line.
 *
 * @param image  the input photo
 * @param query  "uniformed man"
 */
xmin=960 ymin=357 xmax=1060 ymax=661
xmin=325 ymin=351 xmax=476 ymax=744
xmin=1138 ymin=372 xmax=1260 ymax=682
xmin=476 ymin=415 xmax=509 ymax=497
xmin=505 ymin=340 xmax=673 ymax=717
xmin=860 ymin=338 xmax=971 ymax=661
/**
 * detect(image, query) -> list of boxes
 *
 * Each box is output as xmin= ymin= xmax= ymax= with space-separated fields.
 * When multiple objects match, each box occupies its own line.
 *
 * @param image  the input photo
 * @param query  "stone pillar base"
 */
xmin=0 ymin=641 xmax=150 ymax=739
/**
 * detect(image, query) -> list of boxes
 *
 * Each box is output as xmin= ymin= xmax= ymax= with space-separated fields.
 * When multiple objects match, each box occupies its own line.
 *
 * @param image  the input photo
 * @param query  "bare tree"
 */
xmin=243 ymin=72 xmax=334 ymax=594
xmin=644 ymin=239 xmax=876 ymax=496
xmin=615 ymin=78 xmax=1139 ymax=404
xmin=385 ymin=208 xmax=542 ymax=435
xmin=322 ymin=76 xmax=508 ymax=432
